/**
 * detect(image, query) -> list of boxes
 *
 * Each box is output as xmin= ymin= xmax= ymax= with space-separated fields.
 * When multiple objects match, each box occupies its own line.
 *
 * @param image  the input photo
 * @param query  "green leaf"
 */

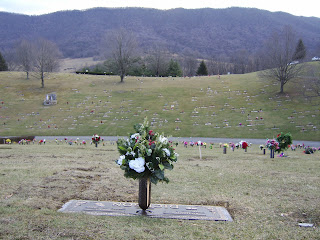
xmin=150 ymin=176 xmax=158 ymax=184
xmin=154 ymin=169 xmax=164 ymax=179
xmin=163 ymin=162 xmax=173 ymax=170
xmin=118 ymin=146 xmax=127 ymax=151
xmin=159 ymin=163 xmax=164 ymax=171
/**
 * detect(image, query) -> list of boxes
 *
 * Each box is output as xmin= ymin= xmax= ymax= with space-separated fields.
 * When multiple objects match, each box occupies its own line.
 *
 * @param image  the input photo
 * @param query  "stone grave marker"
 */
xmin=43 ymin=93 xmax=57 ymax=106
xmin=60 ymin=200 xmax=233 ymax=222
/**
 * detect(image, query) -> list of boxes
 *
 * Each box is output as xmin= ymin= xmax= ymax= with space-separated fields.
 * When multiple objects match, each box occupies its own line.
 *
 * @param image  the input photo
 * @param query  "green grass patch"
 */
xmin=0 ymin=70 xmax=319 ymax=140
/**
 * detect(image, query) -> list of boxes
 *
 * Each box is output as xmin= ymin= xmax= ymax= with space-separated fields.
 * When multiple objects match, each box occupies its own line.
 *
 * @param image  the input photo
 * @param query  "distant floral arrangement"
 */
xmin=266 ymin=132 xmax=292 ymax=152
xmin=116 ymin=118 xmax=178 ymax=184
xmin=266 ymin=139 xmax=279 ymax=150
xmin=92 ymin=134 xmax=100 ymax=144
xmin=304 ymin=147 xmax=315 ymax=154
xmin=240 ymin=141 xmax=248 ymax=149
xmin=275 ymin=132 xmax=292 ymax=153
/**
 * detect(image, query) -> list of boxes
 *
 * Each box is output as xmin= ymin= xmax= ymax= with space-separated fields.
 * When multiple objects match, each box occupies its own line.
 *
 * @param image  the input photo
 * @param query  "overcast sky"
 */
xmin=0 ymin=0 xmax=319 ymax=18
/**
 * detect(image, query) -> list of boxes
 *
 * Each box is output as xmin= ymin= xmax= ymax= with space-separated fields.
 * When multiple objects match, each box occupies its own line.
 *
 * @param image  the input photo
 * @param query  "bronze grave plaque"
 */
xmin=58 ymin=200 xmax=233 ymax=221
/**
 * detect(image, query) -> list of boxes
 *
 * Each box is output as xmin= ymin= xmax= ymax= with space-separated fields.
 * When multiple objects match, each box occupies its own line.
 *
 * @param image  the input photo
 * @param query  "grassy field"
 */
xmin=0 ymin=141 xmax=319 ymax=239
xmin=0 ymin=67 xmax=319 ymax=140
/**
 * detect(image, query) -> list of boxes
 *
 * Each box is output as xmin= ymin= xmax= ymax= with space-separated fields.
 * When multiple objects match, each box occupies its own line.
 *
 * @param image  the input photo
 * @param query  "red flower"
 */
xmin=242 ymin=142 xmax=248 ymax=149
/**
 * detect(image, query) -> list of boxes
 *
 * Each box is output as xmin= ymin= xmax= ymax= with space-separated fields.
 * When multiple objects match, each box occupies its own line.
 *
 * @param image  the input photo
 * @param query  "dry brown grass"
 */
xmin=0 ymin=141 xmax=319 ymax=239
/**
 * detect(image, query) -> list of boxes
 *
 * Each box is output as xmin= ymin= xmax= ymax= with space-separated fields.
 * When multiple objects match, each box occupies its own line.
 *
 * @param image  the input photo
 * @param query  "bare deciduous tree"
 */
xmin=105 ymin=29 xmax=138 ymax=82
xmin=33 ymin=38 xmax=61 ymax=88
xmin=16 ymin=39 xmax=35 ymax=79
xmin=182 ymin=56 xmax=197 ymax=77
xmin=147 ymin=45 xmax=169 ymax=77
xmin=259 ymin=26 xmax=305 ymax=94
xmin=207 ymin=56 xmax=230 ymax=75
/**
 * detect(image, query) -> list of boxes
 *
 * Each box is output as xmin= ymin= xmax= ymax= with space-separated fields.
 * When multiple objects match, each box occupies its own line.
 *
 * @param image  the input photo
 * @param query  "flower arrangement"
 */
xmin=304 ymin=147 xmax=316 ymax=154
xmin=266 ymin=139 xmax=279 ymax=150
xmin=229 ymin=142 xmax=235 ymax=150
xmin=116 ymin=118 xmax=178 ymax=184
xmin=275 ymin=132 xmax=292 ymax=153
xmin=92 ymin=134 xmax=100 ymax=144
xmin=241 ymin=141 xmax=248 ymax=150
xmin=92 ymin=134 xmax=101 ymax=147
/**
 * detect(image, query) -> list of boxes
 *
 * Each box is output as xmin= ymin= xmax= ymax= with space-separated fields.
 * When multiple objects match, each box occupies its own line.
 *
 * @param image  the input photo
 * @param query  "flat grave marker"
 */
xmin=59 ymin=200 xmax=233 ymax=221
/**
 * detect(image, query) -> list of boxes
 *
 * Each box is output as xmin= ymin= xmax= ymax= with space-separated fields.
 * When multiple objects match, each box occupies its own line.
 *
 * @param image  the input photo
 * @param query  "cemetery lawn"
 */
xmin=0 ymin=70 xmax=319 ymax=140
xmin=0 ymin=142 xmax=319 ymax=239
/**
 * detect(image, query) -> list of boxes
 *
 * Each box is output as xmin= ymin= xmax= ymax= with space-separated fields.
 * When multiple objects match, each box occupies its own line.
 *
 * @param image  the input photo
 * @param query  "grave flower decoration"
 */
xmin=275 ymin=132 xmax=292 ymax=153
xmin=92 ymin=134 xmax=101 ymax=147
xmin=304 ymin=147 xmax=314 ymax=154
xmin=116 ymin=117 xmax=178 ymax=184
xmin=266 ymin=139 xmax=279 ymax=150
xmin=241 ymin=141 xmax=248 ymax=150
xmin=92 ymin=134 xmax=100 ymax=144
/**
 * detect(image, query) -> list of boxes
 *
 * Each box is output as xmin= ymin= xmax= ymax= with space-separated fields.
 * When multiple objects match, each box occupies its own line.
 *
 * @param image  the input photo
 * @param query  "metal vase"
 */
xmin=138 ymin=177 xmax=151 ymax=210
xmin=270 ymin=149 xmax=275 ymax=158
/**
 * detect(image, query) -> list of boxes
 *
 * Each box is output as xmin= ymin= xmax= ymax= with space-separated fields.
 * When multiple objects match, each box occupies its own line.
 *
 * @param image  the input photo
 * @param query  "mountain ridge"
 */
xmin=1 ymin=7 xmax=319 ymax=59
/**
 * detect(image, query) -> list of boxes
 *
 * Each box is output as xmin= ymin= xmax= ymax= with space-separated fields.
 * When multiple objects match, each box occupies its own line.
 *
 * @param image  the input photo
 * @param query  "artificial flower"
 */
xmin=159 ymin=135 xmax=168 ymax=144
xmin=116 ymin=117 xmax=178 ymax=184
xmin=117 ymin=155 xmax=125 ymax=165
xmin=163 ymin=148 xmax=170 ymax=156
xmin=129 ymin=157 xmax=145 ymax=173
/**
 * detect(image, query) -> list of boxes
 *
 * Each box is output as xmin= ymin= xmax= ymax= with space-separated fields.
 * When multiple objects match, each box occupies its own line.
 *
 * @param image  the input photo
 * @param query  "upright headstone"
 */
xmin=43 ymin=92 xmax=57 ymax=105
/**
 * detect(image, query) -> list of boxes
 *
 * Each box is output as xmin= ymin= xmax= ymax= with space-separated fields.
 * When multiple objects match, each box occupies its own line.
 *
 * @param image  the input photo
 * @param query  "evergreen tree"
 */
xmin=0 ymin=51 xmax=8 ymax=71
xmin=167 ymin=59 xmax=182 ymax=77
xmin=196 ymin=60 xmax=208 ymax=76
xmin=292 ymin=39 xmax=306 ymax=61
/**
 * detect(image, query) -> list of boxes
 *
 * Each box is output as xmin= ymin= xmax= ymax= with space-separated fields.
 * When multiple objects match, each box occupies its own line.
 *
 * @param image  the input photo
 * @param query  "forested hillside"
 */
xmin=1 ymin=7 xmax=320 ymax=59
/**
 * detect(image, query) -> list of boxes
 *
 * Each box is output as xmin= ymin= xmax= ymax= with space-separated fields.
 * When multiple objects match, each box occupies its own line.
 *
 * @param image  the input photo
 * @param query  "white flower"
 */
xmin=159 ymin=135 xmax=168 ymax=144
xmin=117 ymin=155 xmax=125 ymax=165
xmin=129 ymin=157 xmax=145 ymax=173
xmin=163 ymin=148 xmax=170 ymax=156
xmin=126 ymin=151 xmax=135 ymax=157
xmin=147 ymin=149 xmax=152 ymax=156
xmin=131 ymin=133 xmax=140 ymax=139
